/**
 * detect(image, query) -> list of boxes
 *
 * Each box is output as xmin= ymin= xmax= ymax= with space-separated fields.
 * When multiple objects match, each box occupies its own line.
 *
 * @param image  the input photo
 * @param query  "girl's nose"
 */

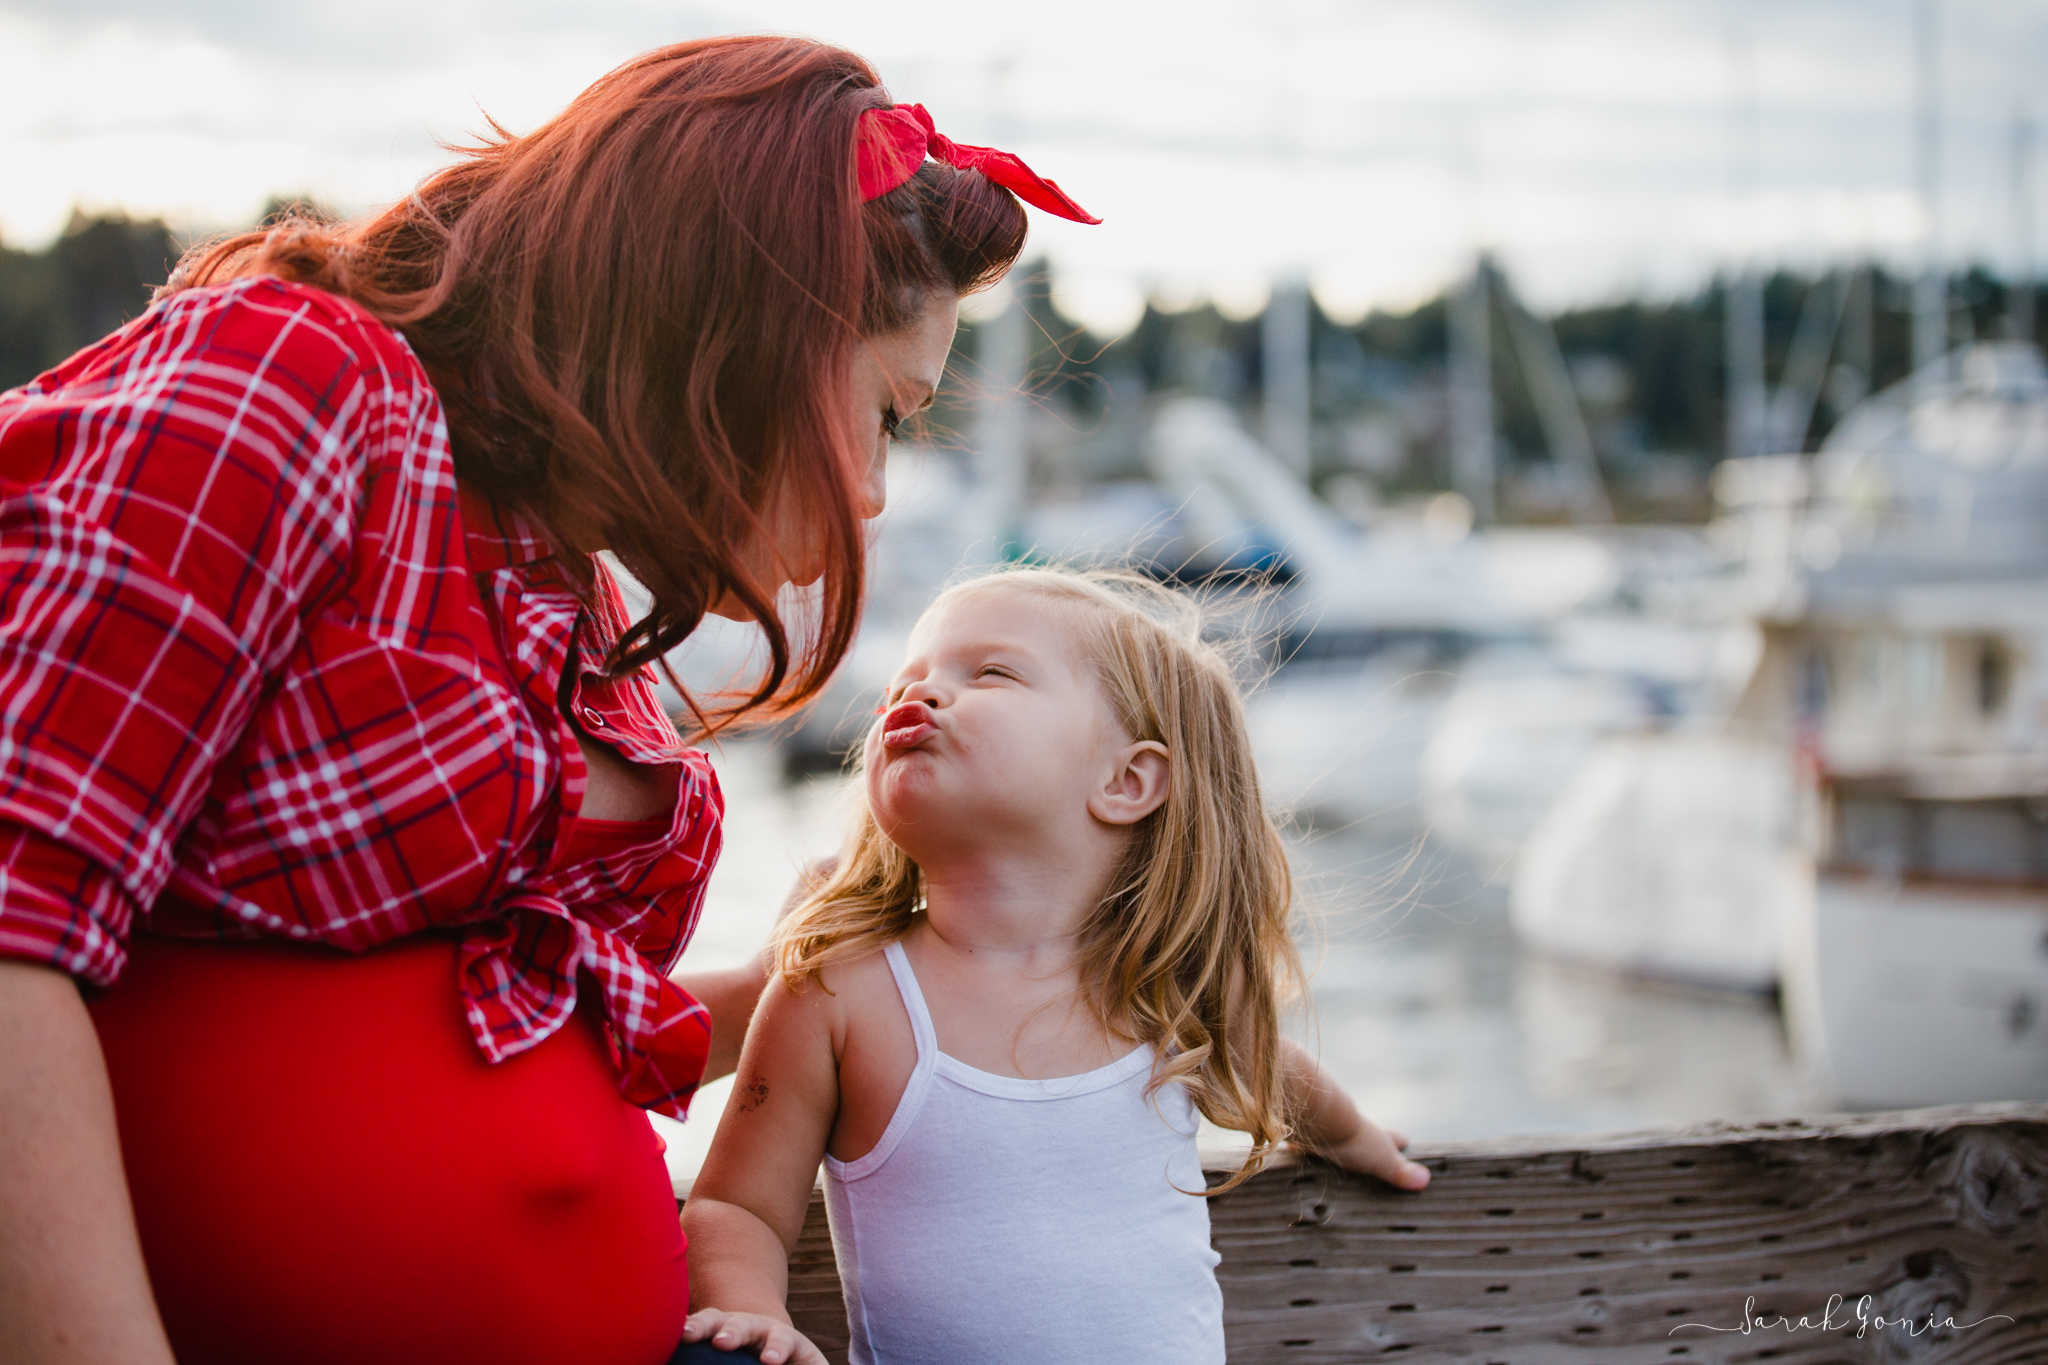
xmin=895 ymin=679 xmax=943 ymax=708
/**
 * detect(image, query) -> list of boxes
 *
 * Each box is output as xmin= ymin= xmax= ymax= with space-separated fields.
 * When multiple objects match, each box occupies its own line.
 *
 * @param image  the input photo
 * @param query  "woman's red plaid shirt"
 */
xmin=0 ymin=276 xmax=722 ymax=1118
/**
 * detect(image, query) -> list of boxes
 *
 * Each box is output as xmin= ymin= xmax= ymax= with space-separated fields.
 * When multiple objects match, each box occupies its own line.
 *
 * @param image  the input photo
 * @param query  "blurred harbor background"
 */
xmin=5 ymin=0 xmax=2047 ymax=1172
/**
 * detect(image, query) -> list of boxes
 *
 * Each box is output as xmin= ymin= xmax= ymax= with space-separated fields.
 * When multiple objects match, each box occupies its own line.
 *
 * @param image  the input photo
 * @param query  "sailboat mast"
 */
xmin=1725 ymin=30 xmax=1766 ymax=460
xmin=1262 ymin=275 xmax=1313 ymax=478
xmin=1448 ymin=255 xmax=1496 ymax=524
xmin=1912 ymin=0 xmax=1948 ymax=393
xmin=2014 ymin=107 xmax=2036 ymax=345
xmin=1447 ymin=110 xmax=1496 ymax=525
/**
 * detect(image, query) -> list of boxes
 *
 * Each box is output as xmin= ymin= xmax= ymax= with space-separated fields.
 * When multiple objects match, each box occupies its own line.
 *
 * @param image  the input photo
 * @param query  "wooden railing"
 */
xmin=683 ymin=1102 xmax=2048 ymax=1363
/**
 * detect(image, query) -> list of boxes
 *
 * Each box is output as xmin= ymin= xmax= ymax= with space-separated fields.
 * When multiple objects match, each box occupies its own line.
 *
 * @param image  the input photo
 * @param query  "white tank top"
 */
xmin=823 ymin=941 xmax=1225 ymax=1365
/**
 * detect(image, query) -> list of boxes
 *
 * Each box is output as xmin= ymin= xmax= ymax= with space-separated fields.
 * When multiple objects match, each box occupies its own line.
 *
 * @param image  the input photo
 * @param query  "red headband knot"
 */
xmin=856 ymin=103 xmax=1101 ymax=226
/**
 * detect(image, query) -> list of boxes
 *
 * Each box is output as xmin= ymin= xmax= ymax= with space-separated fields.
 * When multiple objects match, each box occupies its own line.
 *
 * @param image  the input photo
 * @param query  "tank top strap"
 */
xmin=881 ymin=939 xmax=937 ymax=1067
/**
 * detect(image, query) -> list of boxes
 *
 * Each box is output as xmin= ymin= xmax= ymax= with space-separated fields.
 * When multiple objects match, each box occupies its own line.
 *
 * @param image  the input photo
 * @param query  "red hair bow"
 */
xmin=856 ymin=103 xmax=1101 ymax=225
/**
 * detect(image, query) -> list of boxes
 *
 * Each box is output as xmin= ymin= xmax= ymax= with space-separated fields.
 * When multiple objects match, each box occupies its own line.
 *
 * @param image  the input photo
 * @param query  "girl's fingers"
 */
xmin=686 ymin=1309 xmax=778 ymax=1351
xmin=1348 ymin=1123 xmax=1431 ymax=1191
xmin=682 ymin=1310 xmax=825 ymax=1363
xmin=712 ymin=1318 xmax=763 ymax=1349
xmin=1375 ymin=1133 xmax=1431 ymax=1190
xmin=762 ymin=1324 xmax=829 ymax=1365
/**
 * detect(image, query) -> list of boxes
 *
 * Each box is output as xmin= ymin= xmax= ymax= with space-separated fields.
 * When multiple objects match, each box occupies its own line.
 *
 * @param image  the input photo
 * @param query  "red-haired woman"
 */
xmin=0 ymin=35 xmax=1089 ymax=1365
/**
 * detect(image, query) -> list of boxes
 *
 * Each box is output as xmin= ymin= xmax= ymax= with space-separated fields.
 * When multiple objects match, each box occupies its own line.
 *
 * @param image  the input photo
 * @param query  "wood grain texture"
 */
xmin=683 ymin=1103 xmax=2048 ymax=1364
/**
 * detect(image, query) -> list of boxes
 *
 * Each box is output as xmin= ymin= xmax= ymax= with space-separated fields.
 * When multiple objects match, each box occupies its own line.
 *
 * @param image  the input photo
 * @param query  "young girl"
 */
xmin=679 ymin=567 xmax=1431 ymax=1365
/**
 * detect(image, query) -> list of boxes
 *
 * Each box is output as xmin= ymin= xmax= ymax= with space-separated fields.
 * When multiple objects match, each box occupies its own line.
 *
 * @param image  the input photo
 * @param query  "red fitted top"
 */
xmin=0 ymin=275 xmax=720 ymax=1118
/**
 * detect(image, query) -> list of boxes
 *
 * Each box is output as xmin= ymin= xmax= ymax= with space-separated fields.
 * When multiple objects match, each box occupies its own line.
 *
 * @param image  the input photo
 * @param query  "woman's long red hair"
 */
xmin=168 ymin=36 xmax=1026 ymax=726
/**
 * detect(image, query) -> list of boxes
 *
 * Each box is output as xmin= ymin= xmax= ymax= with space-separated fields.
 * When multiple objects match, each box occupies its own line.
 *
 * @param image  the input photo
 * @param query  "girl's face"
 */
xmin=864 ymin=588 xmax=1139 ymax=862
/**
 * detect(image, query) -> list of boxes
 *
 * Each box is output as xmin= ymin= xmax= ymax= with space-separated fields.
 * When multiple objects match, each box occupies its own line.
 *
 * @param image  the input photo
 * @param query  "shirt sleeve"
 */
xmin=0 ymin=280 xmax=395 ymax=984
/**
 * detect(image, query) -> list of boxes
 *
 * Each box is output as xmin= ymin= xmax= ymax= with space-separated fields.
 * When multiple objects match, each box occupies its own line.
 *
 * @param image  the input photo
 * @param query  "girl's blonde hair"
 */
xmin=776 ymin=565 xmax=1303 ymax=1191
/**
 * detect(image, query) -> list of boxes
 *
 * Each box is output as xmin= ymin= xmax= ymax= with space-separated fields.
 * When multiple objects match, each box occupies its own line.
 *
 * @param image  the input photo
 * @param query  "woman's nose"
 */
xmin=858 ymin=445 xmax=888 ymax=520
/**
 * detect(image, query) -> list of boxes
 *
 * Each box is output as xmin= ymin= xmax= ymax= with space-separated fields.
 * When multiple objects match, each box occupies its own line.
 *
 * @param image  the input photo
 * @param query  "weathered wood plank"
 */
xmin=785 ymin=1191 xmax=853 ymax=1363
xmin=684 ymin=1103 xmax=2048 ymax=1363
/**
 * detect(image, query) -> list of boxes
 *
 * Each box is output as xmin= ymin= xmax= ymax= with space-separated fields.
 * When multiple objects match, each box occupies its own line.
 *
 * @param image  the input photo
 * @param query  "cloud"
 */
xmin=3 ymin=0 xmax=2045 ymax=307
xmin=0 ymin=0 xmax=735 ymax=73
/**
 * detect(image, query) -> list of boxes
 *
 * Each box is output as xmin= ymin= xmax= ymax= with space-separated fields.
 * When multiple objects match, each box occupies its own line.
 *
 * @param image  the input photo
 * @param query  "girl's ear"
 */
xmin=1090 ymin=740 xmax=1170 ymax=827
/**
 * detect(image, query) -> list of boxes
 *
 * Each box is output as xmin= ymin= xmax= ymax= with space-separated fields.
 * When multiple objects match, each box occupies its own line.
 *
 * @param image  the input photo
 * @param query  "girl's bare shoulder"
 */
xmin=808 ymin=943 xmax=902 ymax=1006
xmin=774 ymin=941 xmax=909 ymax=1040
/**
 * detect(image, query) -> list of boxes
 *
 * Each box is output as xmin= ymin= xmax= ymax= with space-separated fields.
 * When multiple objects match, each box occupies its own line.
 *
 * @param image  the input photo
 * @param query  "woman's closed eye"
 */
xmin=881 ymin=405 xmax=903 ymax=440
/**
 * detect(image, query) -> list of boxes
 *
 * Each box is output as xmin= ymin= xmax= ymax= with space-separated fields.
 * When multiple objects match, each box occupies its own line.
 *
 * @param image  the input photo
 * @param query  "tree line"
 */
xmin=5 ymin=210 xmax=2034 ymax=520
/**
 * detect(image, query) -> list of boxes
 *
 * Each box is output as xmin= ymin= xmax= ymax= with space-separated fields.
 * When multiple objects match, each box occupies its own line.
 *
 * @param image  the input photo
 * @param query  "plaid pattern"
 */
xmin=0 ymin=277 xmax=720 ymax=1118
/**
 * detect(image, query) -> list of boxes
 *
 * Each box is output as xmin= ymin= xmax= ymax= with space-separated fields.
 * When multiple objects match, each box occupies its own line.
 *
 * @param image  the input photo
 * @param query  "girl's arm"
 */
xmin=679 ymin=971 xmax=843 ymax=1365
xmin=1225 ymin=965 xmax=1430 ymax=1192
xmin=1281 ymin=1037 xmax=1432 ymax=1191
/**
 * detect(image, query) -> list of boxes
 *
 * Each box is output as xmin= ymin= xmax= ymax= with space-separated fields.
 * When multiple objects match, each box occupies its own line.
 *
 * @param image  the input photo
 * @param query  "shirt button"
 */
xmin=581 ymin=706 xmax=606 ymax=729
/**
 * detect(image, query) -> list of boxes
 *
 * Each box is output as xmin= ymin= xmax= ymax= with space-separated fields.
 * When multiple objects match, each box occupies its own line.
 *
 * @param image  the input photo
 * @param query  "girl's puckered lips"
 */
xmin=881 ymin=701 xmax=938 ymax=750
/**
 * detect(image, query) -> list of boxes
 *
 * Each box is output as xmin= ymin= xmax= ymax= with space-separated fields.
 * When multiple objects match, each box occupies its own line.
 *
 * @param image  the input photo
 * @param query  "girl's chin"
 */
xmin=871 ymin=787 xmax=975 ymax=844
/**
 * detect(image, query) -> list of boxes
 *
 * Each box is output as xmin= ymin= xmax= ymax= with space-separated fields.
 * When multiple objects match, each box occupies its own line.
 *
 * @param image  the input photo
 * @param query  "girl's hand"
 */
xmin=1314 ymin=1116 xmax=1431 ymax=1192
xmin=1274 ymin=1038 xmax=1431 ymax=1192
xmin=681 ymin=1308 xmax=827 ymax=1365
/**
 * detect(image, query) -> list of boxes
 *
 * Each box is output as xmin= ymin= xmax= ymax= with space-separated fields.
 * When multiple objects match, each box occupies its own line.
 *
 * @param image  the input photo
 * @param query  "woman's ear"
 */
xmin=1089 ymin=740 xmax=1170 ymax=827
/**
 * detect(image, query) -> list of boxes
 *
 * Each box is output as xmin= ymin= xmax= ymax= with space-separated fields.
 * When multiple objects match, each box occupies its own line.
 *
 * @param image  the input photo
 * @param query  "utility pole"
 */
xmin=1262 ymin=275 xmax=1313 ymax=478
xmin=1447 ymin=106 xmax=1495 ymax=524
xmin=1912 ymin=0 xmax=1947 ymax=395
xmin=1725 ymin=30 xmax=1766 ymax=460
xmin=975 ymin=54 xmax=1029 ymax=561
xmin=1726 ymin=273 xmax=1767 ymax=459
xmin=1839 ymin=264 xmax=1873 ymax=411
xmin=2014 ymin=107 xmax=2036 ymax=344
xmin=975 ymin=282 xmax=1030 ymax=563
xmin=1448 ymin=255 xmax=1496 ymax=523
xmin=1258 ymin=3 xmax=1313 ymax=481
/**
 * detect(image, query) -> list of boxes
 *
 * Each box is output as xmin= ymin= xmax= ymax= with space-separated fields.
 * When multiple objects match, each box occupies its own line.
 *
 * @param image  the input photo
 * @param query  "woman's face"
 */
xmin=850 ymin=292 xmax=960 ymax=518
xmin=710 ymin=291 xmax=959 ymax=619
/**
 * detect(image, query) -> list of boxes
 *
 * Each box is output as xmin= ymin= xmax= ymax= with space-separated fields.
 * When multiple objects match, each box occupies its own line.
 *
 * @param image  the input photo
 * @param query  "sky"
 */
xmin=3 ymin=0 xmax=2045 ymax=333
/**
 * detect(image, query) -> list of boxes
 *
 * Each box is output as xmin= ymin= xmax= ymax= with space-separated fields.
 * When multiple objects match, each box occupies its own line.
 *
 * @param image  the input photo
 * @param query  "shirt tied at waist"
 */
xmin=457 ymin=891 xmax=711 ymax=1120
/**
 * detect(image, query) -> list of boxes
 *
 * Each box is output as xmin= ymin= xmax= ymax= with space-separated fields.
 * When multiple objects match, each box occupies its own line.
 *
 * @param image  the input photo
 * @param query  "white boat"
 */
xmin=1783 ymin=865 xmax=2048 ymax=1108
xmin=1510 ymin=342 xmax=2048 ymax=1104
xmin=1134 ymin=399 xmax=1626 ymax=831
xmin=1419 ymin=612 xmax=1754 ymax=863
xmin=1511 ymin=733 xmax=1799 ymax=992
xmin=1767 ymin=345 xmax=2048 ymax=1105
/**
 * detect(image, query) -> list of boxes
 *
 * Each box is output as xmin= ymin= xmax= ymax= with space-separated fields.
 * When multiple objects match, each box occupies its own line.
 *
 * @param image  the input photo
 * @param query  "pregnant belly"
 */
xmin=89 ymin=931 xmax=689 ymax=1365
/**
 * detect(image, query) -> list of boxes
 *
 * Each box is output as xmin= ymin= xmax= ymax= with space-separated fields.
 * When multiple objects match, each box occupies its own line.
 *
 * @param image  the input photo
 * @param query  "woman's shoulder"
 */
xmin=0 ymin=273 xmax=458 ymax=632
xmin=148 ymin=275 xmax=435 ymax=397
xmin=7 ymin=274 xmax=441 ymax=453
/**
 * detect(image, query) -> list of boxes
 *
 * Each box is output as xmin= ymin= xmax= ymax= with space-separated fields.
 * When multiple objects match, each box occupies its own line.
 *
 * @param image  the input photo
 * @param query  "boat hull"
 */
xmin=1782 ymin=874 xmax=2048 ymax=1106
